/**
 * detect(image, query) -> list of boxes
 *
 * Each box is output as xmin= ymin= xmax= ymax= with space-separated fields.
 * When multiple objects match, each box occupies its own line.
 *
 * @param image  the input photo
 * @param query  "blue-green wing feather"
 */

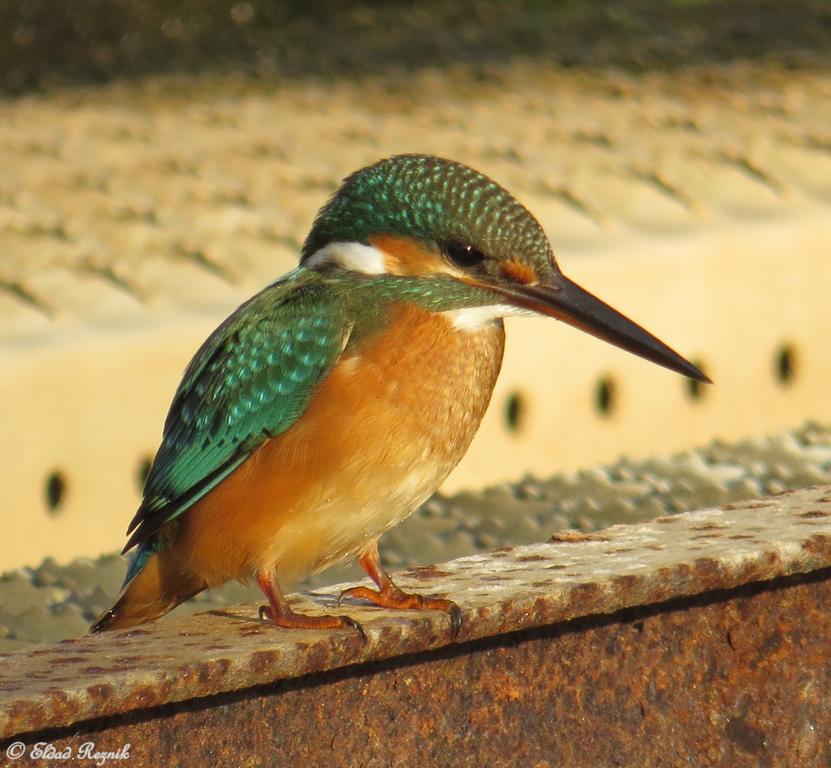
xmin=123 ymin=269 xmax=349 ymax=553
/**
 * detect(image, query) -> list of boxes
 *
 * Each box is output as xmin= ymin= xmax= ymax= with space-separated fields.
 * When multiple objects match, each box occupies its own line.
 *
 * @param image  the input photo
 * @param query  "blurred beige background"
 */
xmin=2 ymin=1 xmax=830 ymax=569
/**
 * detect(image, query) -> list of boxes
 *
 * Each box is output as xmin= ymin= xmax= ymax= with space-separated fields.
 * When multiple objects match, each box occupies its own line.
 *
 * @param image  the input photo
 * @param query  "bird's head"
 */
xmin=301 ymin=154 xmax=708 ymax=383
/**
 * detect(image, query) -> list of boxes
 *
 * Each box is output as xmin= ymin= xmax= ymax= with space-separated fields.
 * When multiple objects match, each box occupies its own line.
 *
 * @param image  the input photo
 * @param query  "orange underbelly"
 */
xmin=173 ymin=304 xmax=505 ymax=587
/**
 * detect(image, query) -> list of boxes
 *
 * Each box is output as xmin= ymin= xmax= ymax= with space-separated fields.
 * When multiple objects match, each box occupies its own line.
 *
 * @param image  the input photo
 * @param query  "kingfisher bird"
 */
xmin=91 ymin=154 xmax=708 ymax=636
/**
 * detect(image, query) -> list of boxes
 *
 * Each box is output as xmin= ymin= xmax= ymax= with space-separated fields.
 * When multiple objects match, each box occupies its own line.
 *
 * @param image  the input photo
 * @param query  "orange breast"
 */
xmin=171 ymin=302 xmax=505 ymax=587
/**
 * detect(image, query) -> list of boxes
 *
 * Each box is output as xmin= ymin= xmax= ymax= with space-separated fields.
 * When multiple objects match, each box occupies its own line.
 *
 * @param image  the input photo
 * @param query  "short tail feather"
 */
xmin=90 ymin=551 xmax=204 ymax=633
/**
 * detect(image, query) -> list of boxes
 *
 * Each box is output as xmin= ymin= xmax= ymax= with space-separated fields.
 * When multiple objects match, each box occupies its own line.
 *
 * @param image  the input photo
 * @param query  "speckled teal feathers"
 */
xmin=302 ymin=154 xmax=554 ymax=277
xmin=124 ymin=269 xmax=350 ymax=553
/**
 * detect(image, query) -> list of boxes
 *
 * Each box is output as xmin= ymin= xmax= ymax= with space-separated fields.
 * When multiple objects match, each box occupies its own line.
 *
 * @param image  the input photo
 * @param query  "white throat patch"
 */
xmin=444 ymin=304 xmax=531 ymax=331
xmin=304 ymin=242 xmax=388 ymax=275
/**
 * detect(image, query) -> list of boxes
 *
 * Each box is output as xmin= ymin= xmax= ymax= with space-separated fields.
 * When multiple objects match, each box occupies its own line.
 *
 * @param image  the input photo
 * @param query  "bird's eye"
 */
xmin=443 ymin=241 xmax=486 ymax=269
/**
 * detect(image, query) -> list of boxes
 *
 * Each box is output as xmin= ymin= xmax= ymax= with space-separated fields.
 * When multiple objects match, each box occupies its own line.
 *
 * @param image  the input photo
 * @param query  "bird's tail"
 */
xmin=90 ymin=549 xmax=205 ymax=633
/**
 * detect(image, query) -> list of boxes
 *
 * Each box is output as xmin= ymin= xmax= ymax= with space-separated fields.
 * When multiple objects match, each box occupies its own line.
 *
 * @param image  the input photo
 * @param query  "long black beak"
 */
xmin=490 ymin=275 xmax=711 ymax=383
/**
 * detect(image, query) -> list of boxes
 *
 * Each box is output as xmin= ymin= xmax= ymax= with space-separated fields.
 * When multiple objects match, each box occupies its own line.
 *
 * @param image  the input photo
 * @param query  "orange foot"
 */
xmin=338 ymin=543 xmax=462 ymax=638
xmin=256 ymin=570 xmax=366 ymax=640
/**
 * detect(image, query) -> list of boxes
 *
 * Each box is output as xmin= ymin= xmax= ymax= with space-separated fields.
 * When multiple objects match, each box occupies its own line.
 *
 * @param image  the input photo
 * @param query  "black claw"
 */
xmin=258 ymin=605 xmax=271 ymax=621
xmin=342 ymin=615 xmax=367 ymax=642
xmin=448 ymin=604 xmax=463 ymax=639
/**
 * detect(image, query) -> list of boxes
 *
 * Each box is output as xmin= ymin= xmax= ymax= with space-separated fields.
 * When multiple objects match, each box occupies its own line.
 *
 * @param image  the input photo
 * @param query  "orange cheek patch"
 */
xmin=369 ymin=234 xmax=444 ymax=276
xmin=500 ymin=260 xmax=537 ymax=284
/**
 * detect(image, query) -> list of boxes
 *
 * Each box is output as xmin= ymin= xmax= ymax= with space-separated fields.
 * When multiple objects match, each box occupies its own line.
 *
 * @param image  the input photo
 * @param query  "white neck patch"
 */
xmin=304 ymin=242 xmax=388 ymax=275
xmin=444 ymin=304 xmax=532 ymax=331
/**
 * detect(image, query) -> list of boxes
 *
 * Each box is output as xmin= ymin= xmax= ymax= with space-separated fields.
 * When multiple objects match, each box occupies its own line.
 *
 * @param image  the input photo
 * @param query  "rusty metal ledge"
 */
xmin=2 ymin=485 xmax=831 ymax=763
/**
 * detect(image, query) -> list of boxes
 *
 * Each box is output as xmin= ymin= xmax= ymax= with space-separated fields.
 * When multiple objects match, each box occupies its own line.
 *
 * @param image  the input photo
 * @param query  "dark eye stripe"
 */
xmin=443 ymin=241 xmax=485 ymax=269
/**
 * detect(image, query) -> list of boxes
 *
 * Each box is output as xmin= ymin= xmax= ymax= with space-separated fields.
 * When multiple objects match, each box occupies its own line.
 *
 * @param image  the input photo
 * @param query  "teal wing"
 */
xmin=123 ymin=269 xmax=349 ymax=553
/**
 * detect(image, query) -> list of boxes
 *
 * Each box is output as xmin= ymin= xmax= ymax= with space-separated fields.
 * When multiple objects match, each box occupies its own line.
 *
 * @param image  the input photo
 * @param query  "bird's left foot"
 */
xmin=339 ymin=542 xmax=463 ymax=638
xmin=338 ymin=583 xmax=462 ymax=637
xmin=256 ymin=570 xmax=366 ymax=640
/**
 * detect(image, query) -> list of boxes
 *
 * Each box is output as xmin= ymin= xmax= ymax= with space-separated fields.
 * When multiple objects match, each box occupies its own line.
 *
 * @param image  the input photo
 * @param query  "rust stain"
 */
xmin=723 ymin=500 xmax=775 ymax=510
xmin=611 ymin=574 xmax=644 ymax=592
xmin=799 ymin=509 xmax=830 ymax=518
xmin=801 ymin=533 xmax=831 ymax=556
xmin=549 ymin=530 xmax=610 ymax=543
xmin=405 ymin=565 xmax=453 ymax=580
xmin=248 ymin=650 xmax=277 ymax=677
